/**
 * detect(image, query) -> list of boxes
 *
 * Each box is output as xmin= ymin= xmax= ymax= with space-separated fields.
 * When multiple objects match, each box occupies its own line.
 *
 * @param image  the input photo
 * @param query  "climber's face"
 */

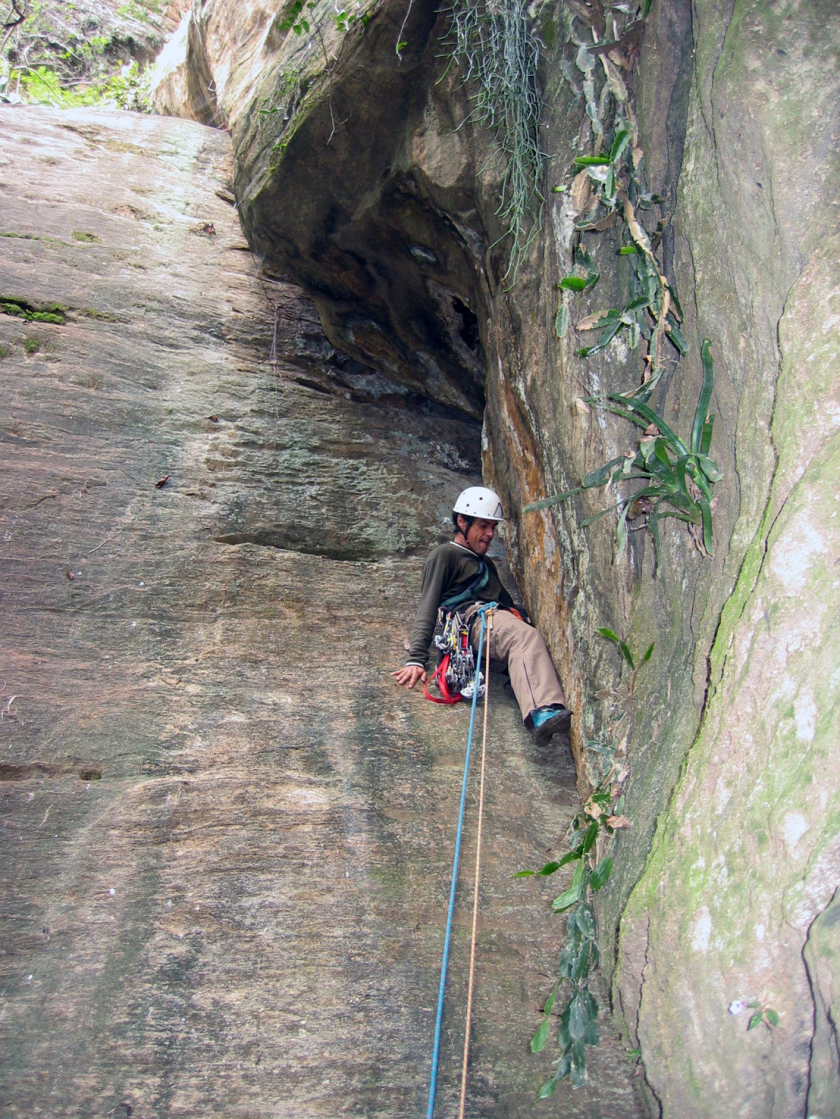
xmin=461 ymin=517 xmax=497 ymax=556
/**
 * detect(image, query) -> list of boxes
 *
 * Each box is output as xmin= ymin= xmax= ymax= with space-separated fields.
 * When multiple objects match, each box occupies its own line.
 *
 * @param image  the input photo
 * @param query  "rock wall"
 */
xmin=614 ymin=6 xmax=840 ymax=1116
xmin=153 ymin=0 xmax=490 ymax=416
xmin=151 ymin=0 xmax=840 ymax=1112
xmin=0 ymin=106 xmax=646 ymax=1117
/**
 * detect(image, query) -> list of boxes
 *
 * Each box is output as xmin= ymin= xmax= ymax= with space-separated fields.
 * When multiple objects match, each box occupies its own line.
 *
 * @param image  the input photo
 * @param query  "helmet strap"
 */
xmin=454 ymin=514 xmax=480 ymax=553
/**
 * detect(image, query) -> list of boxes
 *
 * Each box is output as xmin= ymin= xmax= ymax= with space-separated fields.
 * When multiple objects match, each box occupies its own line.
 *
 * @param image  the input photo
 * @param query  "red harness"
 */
xmin=422 ymin=606 xmax=524 ymax=705
xmin=424 ymin=653 xmax=462 ymax=705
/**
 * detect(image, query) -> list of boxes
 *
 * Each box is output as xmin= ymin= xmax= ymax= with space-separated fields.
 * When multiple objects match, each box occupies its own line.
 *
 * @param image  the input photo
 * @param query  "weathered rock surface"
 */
xmin=152 ymin=0 xmax=489 ymax=417
xmin=152 ymin=0 xmax=840 ymax=1112
xmin=0 ymin=107 xmax=644 ymax=1117
xmin=612 ymin=8 xmax=840 ymax=1116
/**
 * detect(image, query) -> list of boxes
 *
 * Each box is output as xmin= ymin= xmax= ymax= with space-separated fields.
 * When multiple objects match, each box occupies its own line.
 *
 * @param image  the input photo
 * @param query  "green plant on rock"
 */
xmin=747 ymin=1001 xmax=779 ymax=1032
xmin=525 ymin=340 xmax=721 ymax=564
xmin=259 ymin=67 xmax=304 ymax=140
xmin=532 ymin=2 xmax=725 ymax=563
xmin=2 ymin=0 xmax=158 ymax=112
xmin=334 ymin=5 xmax=365 ymax=33
xmin=263 ymin=65 xmax=301 ymax=103
xmin=266 ymin=1 xmax=367 ymax=145
xmin=518 ymin=781 xmax=631 ymax=1091
xmin=597 ymin=626 xmax=652 ymax=705
xmin=1 ymin=298 xmax=66 ymax=324
xmin=116 ymin=1 xmax=156 ymax=23
xmin=279 ymin=0 xmax=363 ymax=37
xmin=440 ymin=0 xmax=545 ymax=287
xmin=519 ymin=626 xmax=649 ymax=1093
xmin=279 ymin=0 xmax=317 ymax=37
xmin=7 ymin=59 xmax=154 ymax=110
xmin=556 ymin=113 xmax=684 ymax=391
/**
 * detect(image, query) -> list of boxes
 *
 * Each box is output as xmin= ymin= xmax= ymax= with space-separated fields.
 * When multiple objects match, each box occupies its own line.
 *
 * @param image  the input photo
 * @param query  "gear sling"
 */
xmin=423 ymin=560 xmax=491 ymax=705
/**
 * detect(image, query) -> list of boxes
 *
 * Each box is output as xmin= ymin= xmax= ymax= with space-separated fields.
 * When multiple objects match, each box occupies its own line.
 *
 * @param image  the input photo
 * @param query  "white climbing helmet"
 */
xmin=453 ymin=486 xmax=504 ymax=521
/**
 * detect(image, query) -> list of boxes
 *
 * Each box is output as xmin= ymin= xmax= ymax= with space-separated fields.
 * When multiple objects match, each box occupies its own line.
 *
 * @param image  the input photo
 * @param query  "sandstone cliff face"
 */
xmin=153 ymin=0 xmax=488 ymax=416
xmin=152 ymin=0 xmax=840 ymax=1112
xmin=613 ymin=8 xmax=840 ymax=1116
xmin=0 ymin=106 xmax=646 ymax=1117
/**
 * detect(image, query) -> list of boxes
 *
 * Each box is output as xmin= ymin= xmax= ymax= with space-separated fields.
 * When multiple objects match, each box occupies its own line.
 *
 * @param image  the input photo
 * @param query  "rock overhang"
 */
xmin=216 ymin=0 xmax=494 ymax=420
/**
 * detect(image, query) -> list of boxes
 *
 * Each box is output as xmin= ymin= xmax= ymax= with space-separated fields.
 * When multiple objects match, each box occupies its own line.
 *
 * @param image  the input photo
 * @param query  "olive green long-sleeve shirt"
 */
xmin=405 ymin=541 xmax=514 ymax=667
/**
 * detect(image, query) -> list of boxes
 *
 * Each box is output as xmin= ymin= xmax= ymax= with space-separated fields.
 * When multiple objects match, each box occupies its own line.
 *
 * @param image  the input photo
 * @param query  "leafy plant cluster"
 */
xmin=517 ymin=627 xmax=648 ymax=1093
xmin=520 ymin=800 xmax=614 ymax=1092
xmin=1 ymin=0 xmax=159 ymax=110
xmin=261 ymin=0 xmax=369 ymax=146
xmin=597 ymin=626 xmax=652 ymax=703
xmin=259 ymin=65 xmax=303 ymax=130
xmin=527 ymin=341 xmax=721 ymax=565
xmin=522 ymin=1 xmax=722 ymax=563
xmin=439 ymin=0 xmax=545 ymax=286
xmin=747 ymin=1001 xmax=779 ymax=1032
xmin=553 ymin=68 xmax=683 ymax=391
xmin=278 ymin=0 xmax=365 ymax=39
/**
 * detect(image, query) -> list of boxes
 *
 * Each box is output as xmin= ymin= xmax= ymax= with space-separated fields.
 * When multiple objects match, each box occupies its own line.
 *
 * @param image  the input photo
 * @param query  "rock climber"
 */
xmin=391 ymin=486 xmax=572 ymax=744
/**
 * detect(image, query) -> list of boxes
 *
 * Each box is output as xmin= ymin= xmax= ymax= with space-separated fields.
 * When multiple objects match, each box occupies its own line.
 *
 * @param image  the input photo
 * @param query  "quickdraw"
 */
xmin=423 ymin=608 xmax=485 ymax=705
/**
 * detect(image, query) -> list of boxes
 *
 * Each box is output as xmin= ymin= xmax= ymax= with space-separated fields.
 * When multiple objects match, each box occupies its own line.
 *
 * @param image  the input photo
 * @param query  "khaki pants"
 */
xmin=466 ymin=606 xmax=566 ymax=722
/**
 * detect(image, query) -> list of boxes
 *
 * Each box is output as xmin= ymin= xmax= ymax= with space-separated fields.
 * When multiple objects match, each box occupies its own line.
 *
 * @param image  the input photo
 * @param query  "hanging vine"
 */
xmin=519 ymin=627 xmax=650 ymax=1094
xmin=439 ymin=0 xmax=546 ymax=286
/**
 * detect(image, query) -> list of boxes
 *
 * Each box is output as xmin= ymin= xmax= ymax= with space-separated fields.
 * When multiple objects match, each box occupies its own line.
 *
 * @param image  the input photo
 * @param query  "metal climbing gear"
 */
xmin=424 ymin=609 xmax=485 ymax=705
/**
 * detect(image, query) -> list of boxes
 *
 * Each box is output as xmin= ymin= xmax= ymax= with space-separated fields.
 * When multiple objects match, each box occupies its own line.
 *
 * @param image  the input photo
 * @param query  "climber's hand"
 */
xmin=391 ymin=665 xmax=427 ymax=688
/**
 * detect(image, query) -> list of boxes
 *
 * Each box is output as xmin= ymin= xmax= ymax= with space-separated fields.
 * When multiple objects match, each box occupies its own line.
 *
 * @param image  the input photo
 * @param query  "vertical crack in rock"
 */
xmin=804 ymin=890 xmax=840 ymax=1119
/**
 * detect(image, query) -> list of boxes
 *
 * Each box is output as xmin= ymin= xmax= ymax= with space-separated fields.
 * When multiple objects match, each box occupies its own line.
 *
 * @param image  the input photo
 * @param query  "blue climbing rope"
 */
xmin=426 ymin=602 xmax=496 ymax=1119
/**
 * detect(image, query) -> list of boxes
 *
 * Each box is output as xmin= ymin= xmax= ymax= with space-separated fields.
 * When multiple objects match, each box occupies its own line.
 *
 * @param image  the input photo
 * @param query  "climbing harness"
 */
xmin=426 ymin=603 xmax=496 ymax=1119
xmin=423 ymin=608 xmax=485 ymax=706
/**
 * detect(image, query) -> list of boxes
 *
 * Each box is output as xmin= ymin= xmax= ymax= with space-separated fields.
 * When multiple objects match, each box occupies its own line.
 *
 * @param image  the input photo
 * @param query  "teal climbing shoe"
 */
xmin=529 ymin=705 xmax=572 ymax=746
